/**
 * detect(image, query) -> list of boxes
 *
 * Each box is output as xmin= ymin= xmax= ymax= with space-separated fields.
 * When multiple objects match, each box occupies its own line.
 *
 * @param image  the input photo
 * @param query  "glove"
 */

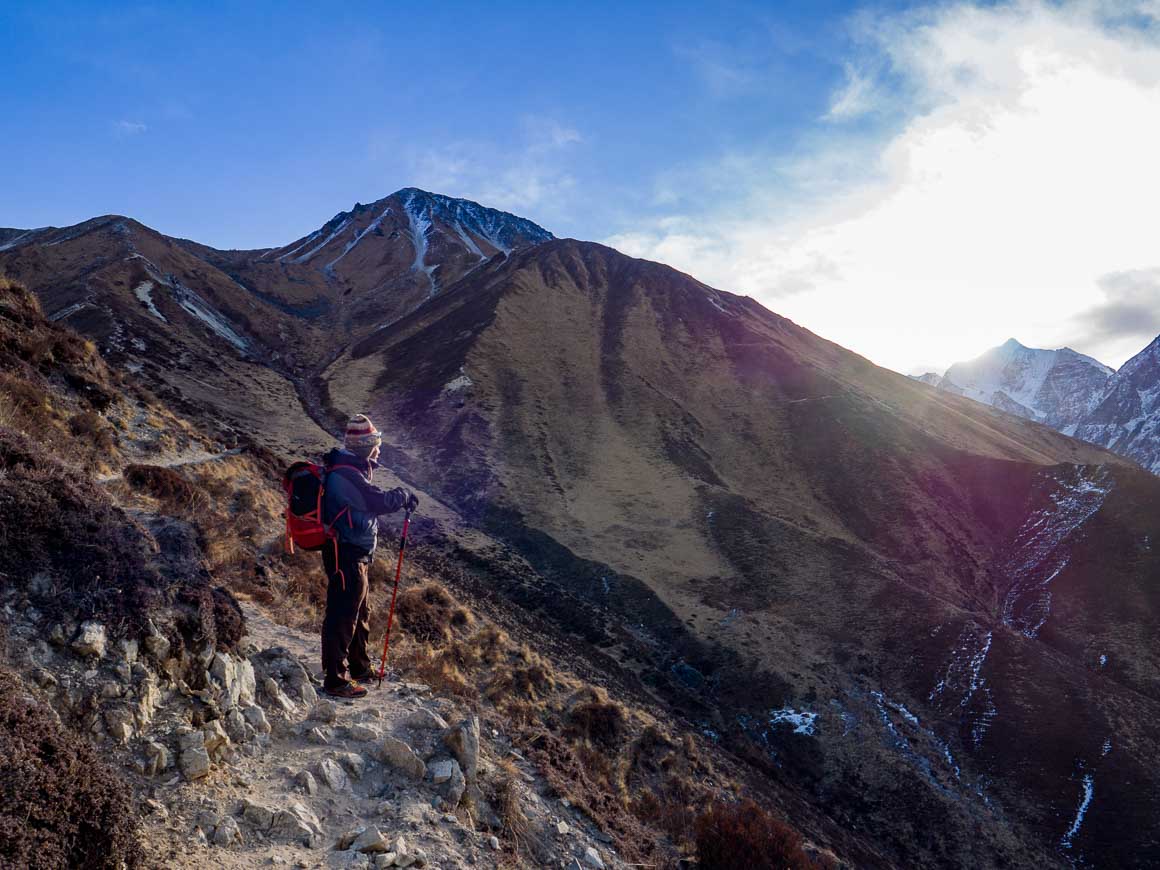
xmin=404 ymin=491 xmax=420 ymax=512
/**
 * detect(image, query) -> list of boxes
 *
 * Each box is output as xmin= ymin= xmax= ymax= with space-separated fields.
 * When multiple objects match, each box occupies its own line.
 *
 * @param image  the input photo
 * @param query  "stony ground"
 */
xmin=6 ymin=594 xmax=623 ymax=870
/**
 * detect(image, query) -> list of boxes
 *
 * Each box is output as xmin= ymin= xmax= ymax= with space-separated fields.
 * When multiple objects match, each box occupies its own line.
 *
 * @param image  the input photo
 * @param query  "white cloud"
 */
xmin=606 ymin=1 xmax=1160 ymax=373
xmin=113 ymin=120 xmax=147 ymax=136
xmin=825 ymin=63 xmax=878 ymax=120
xmin=673 ymin=41 xmax=758 ymax=97
xmin=405 ymin=116 xmax=581 ymax=217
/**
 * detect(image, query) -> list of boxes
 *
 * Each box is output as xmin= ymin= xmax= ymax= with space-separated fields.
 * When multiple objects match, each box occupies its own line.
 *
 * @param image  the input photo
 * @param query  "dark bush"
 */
xmin=68 ymin=410 xmax=116 ymax=451
xmin=0 ymin=429 xmax=243 ymax=648
xmin=695 ymin=799 xmax=809 ymax=870
xmin=0 ymin=672 xmax=141 ymax=868
xmin=0 ymin=432 xmax=161 ymax=634
xmin=568 ymin=696 xmax=627 ymax=750
xmin=397 ymin=582 xmax=466 ymax=644
xmin=124 ymin=464 xmax=205 ymax=509
xmin=212 ymin=585 xmax=245 ymax=650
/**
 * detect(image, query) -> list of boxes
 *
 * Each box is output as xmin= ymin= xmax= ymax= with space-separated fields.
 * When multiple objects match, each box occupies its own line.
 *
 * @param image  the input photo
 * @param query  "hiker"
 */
xmin=320 ymin=414 xmax=418 ymax=699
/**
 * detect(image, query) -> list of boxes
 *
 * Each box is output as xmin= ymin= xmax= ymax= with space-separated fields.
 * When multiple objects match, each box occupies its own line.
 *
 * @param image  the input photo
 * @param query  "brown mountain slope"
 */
xmin=319 ymin=239 xmax=1160 ymax=868
xmin=0 ymin=190 xmax=550 ymax=453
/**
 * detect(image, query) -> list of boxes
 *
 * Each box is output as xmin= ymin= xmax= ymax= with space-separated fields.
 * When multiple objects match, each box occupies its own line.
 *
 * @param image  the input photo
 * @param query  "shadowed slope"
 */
xmin=321 ymin=239 xmax=1160 ymax=868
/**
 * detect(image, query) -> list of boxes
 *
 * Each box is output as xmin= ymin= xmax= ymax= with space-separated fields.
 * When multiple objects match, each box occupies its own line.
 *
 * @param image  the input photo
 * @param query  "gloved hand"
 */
xmin=404 ymin=491 xmax=420 ymax=512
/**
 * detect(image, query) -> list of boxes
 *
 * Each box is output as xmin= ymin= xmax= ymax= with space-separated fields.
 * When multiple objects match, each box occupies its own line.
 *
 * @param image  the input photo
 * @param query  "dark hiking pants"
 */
xmin=321 ymin=542 xmax=372 ymax=689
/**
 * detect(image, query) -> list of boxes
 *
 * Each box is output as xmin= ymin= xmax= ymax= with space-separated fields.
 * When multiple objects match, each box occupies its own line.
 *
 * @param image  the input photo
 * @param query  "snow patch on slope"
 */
xmin=133 ymin=281 xmax=168 ymax=322
xmin=1000 ymin=466 xmax=1111 ymax=639
xmin=769 ymin=708 xmax=818 ymax=735
xmin=171 ymin=283 xmax=249 ymax=351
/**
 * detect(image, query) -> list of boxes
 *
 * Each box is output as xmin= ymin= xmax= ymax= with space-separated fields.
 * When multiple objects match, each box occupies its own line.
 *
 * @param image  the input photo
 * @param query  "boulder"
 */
xmin=103 ymin=706 xmax=134 ymax=744
xmin=428 ymin=759 xmax=456 ymax=784
xmin=270 ymin=802 xmax=321 ymax=847
xmin=297 ymin=770 xmax=318 ymax=795
xmin=211 ymin=816 xmax=242 ymax=847
xmin=299 ymin=680 xmax=319 ymax=705
xmin=180 ymin=746 xmax=211 ymax=780
xmin=236 ymin=658 xmax=257 ymax=705
xmin=310 ymin=700 xmax=338 ymax=723
xmin=224 ymin=708 xmax=247 ymax=742
xmin=403 ymin=709 xmax=448 ymax=731
xmin=372 ymin=854 xmax=398 ymax=868
xmin=177 ymin=727 xmax=204 ymax=751
xmin=72 ymin=621 xmax=107 ymax=659
xmin=317 ymin=757 xmax=349 ymax=791
xmin=203 ymin=719 xmax=230 ymax=758
xmin=242 ymin=703 xmax=271 ymax=734
xmin=307 ymin=726 xmax=332 ymax=745
xmin=337 ymin=751 xmax=367 ymax=779
xmin=582 ymin=846 xmax=605 ymax=869
xmin=375 ymin=737 xmax=426 ymax=780
xmin=337 ymin=827 xmax=366 ymax=850
xmin=442 ymin=716 xmax=480 ymax=782
xmin=351 ymin=827 xmax=390 ymax=854
xmin=118 ymin=638 xmax=139 ymax=665
xmin=263 ymin=677 xmax=297 ymax=714
xmin=210 ymin=653 xmax=240 ymax=708
xmin=443 ymin=762 xmax=466 ymax=808
xmin=143 ymin=627 xmax=170 ymax=661
xmin=348 ymin=723 xmax=381 ymax=742
xmin=144 ymin=740 xmax=170 ymax=776
xmin=392 ymin=836 xmax=413 ymax=867
xmin=132 ymin=673 xmax=161 ymax=728
xmin=241 ymin=799 xmax=275 ymax=829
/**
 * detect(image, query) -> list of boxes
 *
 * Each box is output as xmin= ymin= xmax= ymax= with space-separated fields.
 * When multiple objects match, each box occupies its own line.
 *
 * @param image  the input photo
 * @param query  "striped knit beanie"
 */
xmin=344 ymin=414 xmax=382 ymax=451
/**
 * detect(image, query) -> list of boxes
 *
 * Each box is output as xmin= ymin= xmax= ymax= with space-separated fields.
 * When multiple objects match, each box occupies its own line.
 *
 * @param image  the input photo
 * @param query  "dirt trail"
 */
xmin=131 ymin=598 xmax=622 ymax=870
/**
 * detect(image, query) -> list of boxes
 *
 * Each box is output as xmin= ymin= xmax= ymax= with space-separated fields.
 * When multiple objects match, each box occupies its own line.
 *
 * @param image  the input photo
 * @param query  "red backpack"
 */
xmin=282 ymin=461 xmax=333 ymax=553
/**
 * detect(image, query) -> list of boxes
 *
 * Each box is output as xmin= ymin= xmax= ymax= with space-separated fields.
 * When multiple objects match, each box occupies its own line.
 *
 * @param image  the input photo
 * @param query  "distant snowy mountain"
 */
xmin=939 ymin=338 xmax=1112 ymax=427
xmin=1073 ymin=336 xmax=1160 ymax=474
xmin=919 ymin=336 xmax=1160 ymax=474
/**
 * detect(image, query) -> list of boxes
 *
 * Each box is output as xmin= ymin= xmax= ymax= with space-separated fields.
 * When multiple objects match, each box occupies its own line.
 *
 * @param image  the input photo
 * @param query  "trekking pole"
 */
xmin=377 ymin=508 xmax=413 ymax=687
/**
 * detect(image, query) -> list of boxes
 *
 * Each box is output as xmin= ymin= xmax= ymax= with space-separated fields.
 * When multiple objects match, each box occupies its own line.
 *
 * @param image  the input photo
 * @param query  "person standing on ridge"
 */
xmin=320 ymin=414 xmax=418 ymax=699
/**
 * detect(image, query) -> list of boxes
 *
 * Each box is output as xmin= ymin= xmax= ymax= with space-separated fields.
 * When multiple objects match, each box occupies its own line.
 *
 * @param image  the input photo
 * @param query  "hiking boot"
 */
xmin=349 ymin=669 xmax=378 ymax=683
xmin=323 ymin=681 xmax=368 ymax=699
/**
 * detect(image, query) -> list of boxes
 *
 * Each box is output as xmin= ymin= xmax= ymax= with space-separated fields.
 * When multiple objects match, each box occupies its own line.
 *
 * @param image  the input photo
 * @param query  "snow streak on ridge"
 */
xmin=1060 ymin=771 xmax=1094 ymax=852
xmin=929 ymin=627 xmax=997 ymax=749
xmin=404 ymin=191 xmax=437 ymax=296
xmin=325 ymin=207 xmax=392 ymax=271
xmin=1000 ymin=466 xmax=1111 ymax=639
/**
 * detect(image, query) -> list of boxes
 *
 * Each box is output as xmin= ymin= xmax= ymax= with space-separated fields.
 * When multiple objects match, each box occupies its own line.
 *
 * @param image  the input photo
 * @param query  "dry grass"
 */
xmin=123 ymin=464 xmax=207 ymax=510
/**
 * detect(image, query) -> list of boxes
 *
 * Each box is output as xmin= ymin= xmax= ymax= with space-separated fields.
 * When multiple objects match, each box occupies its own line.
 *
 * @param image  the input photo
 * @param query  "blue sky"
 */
xmin=0 ymin=0 xmax=883 ymax=245
xmin=4 ymin=1 xmax=1160 ymax=373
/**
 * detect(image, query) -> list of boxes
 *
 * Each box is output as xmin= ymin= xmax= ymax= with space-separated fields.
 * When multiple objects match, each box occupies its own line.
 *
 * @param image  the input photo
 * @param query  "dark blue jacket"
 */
xmin=322 ymin=449 xmax=408 ymax=557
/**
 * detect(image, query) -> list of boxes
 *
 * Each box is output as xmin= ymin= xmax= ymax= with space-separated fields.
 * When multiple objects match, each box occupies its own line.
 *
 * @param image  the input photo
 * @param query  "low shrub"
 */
xmin=694 ymin=799 xmax=810 ymax=870
xmin=567 ymin=692 xmax=627 ymax=750
xmin=124 ymin=464 xmax=205 ymax=509
xmin=68 ymin=410 xmax=116 ymax=452
xmin=396 ymin=582 xmax=472 ymax=644
xmin=0 ymin=672 xmax=141 ymax=868
xmin=0 ymin=429 xmax=242 ymax=649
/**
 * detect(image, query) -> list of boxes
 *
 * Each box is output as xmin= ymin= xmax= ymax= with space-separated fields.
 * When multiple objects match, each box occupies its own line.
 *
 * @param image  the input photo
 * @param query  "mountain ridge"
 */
xmin=4 ymin=193 xmax=1160 ymax=866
